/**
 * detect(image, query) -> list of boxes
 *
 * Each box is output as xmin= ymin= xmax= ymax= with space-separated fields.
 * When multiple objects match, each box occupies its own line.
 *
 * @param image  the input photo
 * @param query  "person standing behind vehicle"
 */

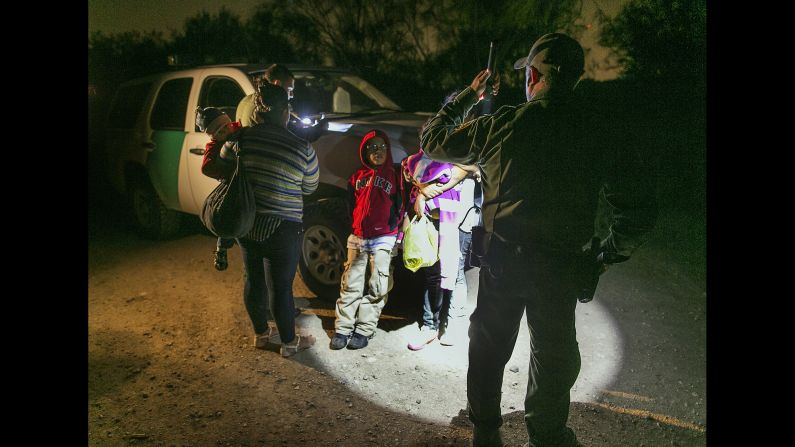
xmin=330 ymin=129 xmax=403 ymax=350
xmin=236 ymin=64 xmax=295 ymax=127
xmin=204 ymin=82 xmax=319 ymax=358
xmin=421 ymin=33 xmax=657 ymax=447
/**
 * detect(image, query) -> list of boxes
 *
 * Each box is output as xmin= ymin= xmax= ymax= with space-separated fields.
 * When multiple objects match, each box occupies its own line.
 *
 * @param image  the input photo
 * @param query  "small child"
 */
xmin=195 ymin=106 xmax=243 ymax=271
xmin=330 ymin=129 xmax=403 ymax=350
xmin=401 ymin=149 xmax=479 ymax=349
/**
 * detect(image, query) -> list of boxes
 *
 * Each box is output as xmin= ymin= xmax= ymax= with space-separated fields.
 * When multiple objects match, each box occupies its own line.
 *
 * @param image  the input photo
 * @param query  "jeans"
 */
xmin=237 ymin=221 xmax=302 ymax=344
xmin=420 ymin=261 xmax=452 ymax=330
xmin=467 ymin=240 xmax=586 ymax=447
xmin=451 ymin=229 xmax=473 ymax=312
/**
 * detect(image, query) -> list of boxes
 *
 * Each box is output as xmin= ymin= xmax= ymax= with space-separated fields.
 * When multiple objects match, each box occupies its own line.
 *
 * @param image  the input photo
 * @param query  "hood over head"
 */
xmin=358 ymin=129 xmax=394 ymax=170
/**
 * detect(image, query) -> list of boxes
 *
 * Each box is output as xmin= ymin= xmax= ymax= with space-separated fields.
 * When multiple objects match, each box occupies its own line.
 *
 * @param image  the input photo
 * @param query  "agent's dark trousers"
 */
xmin=467 ymin=242 xmax=584 ymax=447
xmin=238 ymin=221 xmax=302 ymax=344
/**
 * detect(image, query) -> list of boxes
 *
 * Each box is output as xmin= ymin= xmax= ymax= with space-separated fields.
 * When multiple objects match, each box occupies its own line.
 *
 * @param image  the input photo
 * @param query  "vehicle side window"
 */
xmin=337 ymin=79 xmax=378 ymax=112
xmin=107 ymin=83 xmax=152 ymax=129
xmin=198 ymin=77 xmax=245 ymax=128
xmin=292 ymin=77 xmax=330 ymax=118
xmin=150 ymin=78 xmax=193 ymax=131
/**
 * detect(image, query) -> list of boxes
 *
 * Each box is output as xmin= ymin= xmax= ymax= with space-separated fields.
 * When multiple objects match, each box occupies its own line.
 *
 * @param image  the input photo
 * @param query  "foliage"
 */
xmin=88 ymin=30 xmax=170 ymax=141
xmin=88 ymin=0 xmax=585 ymax=111
xmin=272 ymin=0 xmax=583 ymax=110
xmin=169 ymin=7 xmax=249 ymax=65
xmin=244 ymin=4 xmax=299 ymax=64
xmin=599 ymin=0 xmax=706 ymax=80
xmin=88 ymin=30 xmax=170 ymax=95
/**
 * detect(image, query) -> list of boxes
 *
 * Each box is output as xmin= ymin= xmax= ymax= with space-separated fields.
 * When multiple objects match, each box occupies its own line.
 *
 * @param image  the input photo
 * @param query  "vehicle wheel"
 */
xmin=299 ymin=199 xmax=350 ymax=301
xmin=129 ymin=177 xmax=181 ymax=239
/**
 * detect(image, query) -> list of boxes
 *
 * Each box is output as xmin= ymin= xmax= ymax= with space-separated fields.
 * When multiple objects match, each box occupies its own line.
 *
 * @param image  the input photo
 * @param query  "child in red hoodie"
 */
xmin=331 ymin=129 xmax=404 ymax=350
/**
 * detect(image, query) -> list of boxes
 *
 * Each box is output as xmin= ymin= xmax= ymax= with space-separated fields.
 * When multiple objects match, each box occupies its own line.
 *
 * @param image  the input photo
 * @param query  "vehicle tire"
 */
xmin=129 ymin=177 xmax=182 ymax=239
xmin=299 ymin=199 xmax=350 ymax=302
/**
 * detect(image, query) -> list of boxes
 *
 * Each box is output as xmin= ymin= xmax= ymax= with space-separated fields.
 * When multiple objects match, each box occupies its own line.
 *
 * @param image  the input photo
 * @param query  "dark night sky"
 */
xmin=88 ymin=0 xmax=262 ymax=36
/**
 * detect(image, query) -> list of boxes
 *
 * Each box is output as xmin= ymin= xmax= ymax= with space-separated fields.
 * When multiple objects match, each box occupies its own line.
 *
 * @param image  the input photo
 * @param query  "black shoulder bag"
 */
xmin=201 ymin=138 xmax=256 ymax=239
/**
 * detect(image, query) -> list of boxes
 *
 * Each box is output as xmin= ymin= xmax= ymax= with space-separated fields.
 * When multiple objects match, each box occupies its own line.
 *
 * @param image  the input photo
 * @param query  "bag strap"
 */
xmin=231 ymin=126 xmax=248 ymax=156
xmin=456 ymin=179 xmax=483 ymax=233
xmin=457 ymin=205 xmax=480 ymax=233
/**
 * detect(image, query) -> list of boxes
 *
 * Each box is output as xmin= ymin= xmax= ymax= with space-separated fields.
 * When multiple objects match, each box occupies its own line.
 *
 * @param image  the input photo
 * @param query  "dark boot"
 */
xmin=346 ymin=332 xmax=370 ymax=350
xmin=330 ymin=332 xmax=351 ymax=350
xmin=472 ymin=426 xmax=504 ymax=447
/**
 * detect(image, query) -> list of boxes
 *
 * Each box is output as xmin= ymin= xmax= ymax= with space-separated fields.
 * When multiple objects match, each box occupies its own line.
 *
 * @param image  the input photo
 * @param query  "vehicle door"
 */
xmin=182 ymin=69 xmax=253 ymax=214
xmin=105 ymin=80 xmax=156 ymax=194
xmin=146 ymin=74 xmax=196 ymax=212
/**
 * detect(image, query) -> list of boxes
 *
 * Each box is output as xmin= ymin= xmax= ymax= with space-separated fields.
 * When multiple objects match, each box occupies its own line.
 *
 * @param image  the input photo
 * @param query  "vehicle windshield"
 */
xmin=252 ymin=70 xmax=402 ymax=117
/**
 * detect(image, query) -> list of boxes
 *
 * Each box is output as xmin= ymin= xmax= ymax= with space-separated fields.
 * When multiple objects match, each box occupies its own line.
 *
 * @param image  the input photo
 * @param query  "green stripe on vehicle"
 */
xmin=147 ymin=130 xmax=186 ymax=210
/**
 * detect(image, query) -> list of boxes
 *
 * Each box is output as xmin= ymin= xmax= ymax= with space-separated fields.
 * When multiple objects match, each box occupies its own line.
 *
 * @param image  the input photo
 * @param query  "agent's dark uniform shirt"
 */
xmin=420 ymin=87 xmax=656 ymax=257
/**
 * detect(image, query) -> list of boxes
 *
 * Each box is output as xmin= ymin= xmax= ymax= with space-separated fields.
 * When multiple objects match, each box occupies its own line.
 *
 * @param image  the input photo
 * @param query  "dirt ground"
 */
xmin=88 ymin=203 xmax=706 ymax=447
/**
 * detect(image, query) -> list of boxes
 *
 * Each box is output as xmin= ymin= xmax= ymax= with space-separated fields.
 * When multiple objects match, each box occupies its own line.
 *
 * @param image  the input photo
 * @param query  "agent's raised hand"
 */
xmin=470 ymin=69 xmax=492 ymax=98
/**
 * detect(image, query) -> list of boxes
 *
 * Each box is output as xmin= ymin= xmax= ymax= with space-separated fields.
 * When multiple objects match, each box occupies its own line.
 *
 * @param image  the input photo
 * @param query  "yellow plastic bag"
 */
xmin=402 ymin=214 xmax=439 ymax=272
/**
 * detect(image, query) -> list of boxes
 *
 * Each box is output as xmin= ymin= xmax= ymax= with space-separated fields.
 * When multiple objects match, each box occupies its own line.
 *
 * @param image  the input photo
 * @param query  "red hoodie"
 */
xmin=348 ymin=129 xmax=404 ymax=239
xmin=201 ymin=121 xmax=243 ymax=180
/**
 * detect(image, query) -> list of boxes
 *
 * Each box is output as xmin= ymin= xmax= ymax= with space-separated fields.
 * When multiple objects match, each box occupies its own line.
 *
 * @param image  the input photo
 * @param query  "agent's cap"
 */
xmin=513 ymin=33 xmax=584 ymax=78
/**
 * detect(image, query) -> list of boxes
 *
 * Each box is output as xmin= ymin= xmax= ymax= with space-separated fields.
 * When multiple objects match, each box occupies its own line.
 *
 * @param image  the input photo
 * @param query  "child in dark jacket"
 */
xmin=196 ymin=106 xmax=243 ymax=271
xmin=330 ymin=129 xmax=403 ymax=350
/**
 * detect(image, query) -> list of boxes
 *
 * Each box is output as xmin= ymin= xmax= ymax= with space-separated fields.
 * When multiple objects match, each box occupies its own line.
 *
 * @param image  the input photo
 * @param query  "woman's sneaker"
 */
xmin=254 ymin=324 xmax=280 ymax=349
xmin=280 ymin=334 xmax=316 ymax=357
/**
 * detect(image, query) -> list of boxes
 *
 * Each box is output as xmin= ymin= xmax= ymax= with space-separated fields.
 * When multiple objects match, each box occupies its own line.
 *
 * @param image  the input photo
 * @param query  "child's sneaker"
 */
xmin=213 ymin=249 xmax=228 ymax=271
xmin=280 ymin=334 xmax=316 ymax=357
xmin=407 ymin=325 xmax=437 ymax=351
xmin=438 ymin=324 xmax=453 ymax=346
xmin=439 ymin=318 xmax=467 ymax=346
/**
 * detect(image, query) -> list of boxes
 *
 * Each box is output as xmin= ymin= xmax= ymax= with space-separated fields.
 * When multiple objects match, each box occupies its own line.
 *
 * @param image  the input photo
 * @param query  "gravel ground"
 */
xmin=89 ymin=206 xmax=706 ymax=447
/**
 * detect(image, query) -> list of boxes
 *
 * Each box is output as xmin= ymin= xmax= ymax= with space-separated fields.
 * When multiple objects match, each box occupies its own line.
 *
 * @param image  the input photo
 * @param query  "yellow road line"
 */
xmin=299 ymin=308 xmax=336 ymax=318
xmin=374 ymin=314 xmax=407 ymax=321
xmin=591 ymin=402 xmax=706 ymax=433
xmin=600 ymin=390 xmax=654 ymax=401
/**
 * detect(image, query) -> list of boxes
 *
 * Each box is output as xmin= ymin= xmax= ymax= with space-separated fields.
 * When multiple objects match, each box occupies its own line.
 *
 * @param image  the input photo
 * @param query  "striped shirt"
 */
xmin=220 ymin=122 xmax=319 ymax=223
xmin=246 ymin=214 xmax=283 ymax=242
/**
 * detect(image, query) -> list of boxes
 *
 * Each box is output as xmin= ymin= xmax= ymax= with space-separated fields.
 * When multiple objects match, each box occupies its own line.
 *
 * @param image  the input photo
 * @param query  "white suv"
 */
xmin=104 ymin=64 xmax=428 ymax=299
